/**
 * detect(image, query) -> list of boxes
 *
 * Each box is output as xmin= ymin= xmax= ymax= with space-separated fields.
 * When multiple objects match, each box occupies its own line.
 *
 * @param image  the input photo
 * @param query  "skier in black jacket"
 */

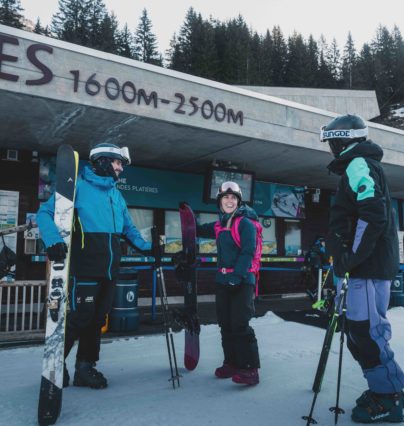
xmin=198 ymin=181 xmax=260 ymax=385
xmin=321 ymin=114 xmax=404 ymax=423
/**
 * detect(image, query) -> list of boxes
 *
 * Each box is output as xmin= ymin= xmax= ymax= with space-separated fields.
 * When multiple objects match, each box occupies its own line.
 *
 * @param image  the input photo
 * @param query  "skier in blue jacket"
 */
xmin=37 ymin=143 xmax=151 ymax=389
xmin=198 ymin=181 xmax=260 ymax=385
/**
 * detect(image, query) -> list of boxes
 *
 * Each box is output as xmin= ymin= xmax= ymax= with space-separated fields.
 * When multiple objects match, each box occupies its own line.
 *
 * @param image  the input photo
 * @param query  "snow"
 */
xmin=392 ymin=107 xmax=404 ymax=118
xmin=1 ymin=308 xmax=404 ymax=426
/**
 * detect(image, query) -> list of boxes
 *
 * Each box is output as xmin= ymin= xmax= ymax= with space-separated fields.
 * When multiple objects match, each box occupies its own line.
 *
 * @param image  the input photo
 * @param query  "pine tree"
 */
xmin=97 ymin=11 xmax=118 ymax=53
xmin=87 ymin=0 xmax=107 ymax=49
xmin=222 ymin=15 xmax=251 ymax=84
xmin=270 ymin=25 xmax=287 ymax=86
xmin=116 ymin=23 xmax=134 ymax=59
xmin=34 ymin=17 xmax=44 ymax=34
xmin=261 ymin=30 xmax=273 ymax=85
xmin=355 ymin=43 xmax=375 ymax=90
xmin=327 ymin=38 xmax=341 ymax=84
xmin=305 ymin=35 xmax=319 ymax=87
xmin=284 ymin=32 xmax=307 ymax=86
xmin=51 ymin=0 xmax=90 ymax=46
xmin=134 ymin=8 xmax=162 ymax=66
xmin=0 ymin=0 xmax=24 ymax=29
xmin=391 ymin=26 xmax=404 ymax=103
xmin=341 ymin=32 xmax=357 ymax=89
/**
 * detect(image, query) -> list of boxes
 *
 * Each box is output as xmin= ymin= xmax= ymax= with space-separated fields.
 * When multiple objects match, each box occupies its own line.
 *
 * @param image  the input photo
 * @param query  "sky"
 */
xmin=2 ymin=309 xmax=404 ymax=425
xmin=20 ymin=0 xmax=404 ymax=56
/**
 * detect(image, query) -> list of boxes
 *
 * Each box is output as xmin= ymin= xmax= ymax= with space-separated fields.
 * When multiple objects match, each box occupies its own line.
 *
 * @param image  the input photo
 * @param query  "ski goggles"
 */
xmin=320 ymin=127 xmax=368 ymax=142
xmin=89 ymin=146 xmax=131 ymax=165
xmin=218 ymin=181 xmax=241 ymax=194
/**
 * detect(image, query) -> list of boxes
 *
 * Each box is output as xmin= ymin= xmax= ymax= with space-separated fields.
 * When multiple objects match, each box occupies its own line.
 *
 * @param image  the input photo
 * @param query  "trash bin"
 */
xmin=109 ymin=268 xmax=140 ymax=332
xmin=390 ymin=273 xmax=404 ymax=307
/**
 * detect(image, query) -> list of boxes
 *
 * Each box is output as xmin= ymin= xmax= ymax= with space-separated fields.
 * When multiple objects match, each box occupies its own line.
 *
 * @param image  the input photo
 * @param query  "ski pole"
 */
xmin=151 ymin=227 xmax=181 ymax=389
xmin=302 ymin=273 xmax=349 ymax=425
xmin=329 ymin=281 xmax=348 ymax=424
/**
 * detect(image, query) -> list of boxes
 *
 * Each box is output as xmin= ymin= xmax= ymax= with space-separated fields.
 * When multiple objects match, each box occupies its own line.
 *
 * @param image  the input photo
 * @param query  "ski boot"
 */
xmin=232 ymin=368 xmax=259 ymax=385
xmin=215 ymin=363 xmax=237 ymax=379
xmin=73 ymin=361 xmax=108 ymax=389
xmin=351 ymin=391 xmax=403 ymax=423
xmin=63 ymin=363 xmax=70 ymax=388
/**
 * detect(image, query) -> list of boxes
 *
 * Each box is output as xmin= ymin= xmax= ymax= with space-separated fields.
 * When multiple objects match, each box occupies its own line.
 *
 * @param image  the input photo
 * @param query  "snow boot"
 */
xmin=351 ymin=391 xmax=403 ymax=423
xmin=63 ymin=363 xmax=70 ymax=388
xmin=215 ymin=363 xmax=237 ymax=379
xmin=356 ymin=390 xmax=404 ymax=407
xmin=232 ymin=368 xmax=259 ymax=385
xmin=73 ymin=361 xmax=108 ymax=389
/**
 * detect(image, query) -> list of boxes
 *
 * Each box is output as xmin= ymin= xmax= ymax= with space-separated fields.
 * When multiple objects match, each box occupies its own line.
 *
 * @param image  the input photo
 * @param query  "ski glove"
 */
xmin=46 ymin=242 xmax=67 ymax=262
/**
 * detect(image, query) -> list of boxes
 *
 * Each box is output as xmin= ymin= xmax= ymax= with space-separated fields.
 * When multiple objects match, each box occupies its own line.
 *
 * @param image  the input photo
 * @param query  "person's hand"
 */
xmin=46 ymin=242 xmax=67 ymax=262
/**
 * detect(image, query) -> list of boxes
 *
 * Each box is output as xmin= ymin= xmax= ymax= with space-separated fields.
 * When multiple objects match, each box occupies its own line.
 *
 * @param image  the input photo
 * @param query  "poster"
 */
xmin=0 ymin=190 xmax=19 ymax=281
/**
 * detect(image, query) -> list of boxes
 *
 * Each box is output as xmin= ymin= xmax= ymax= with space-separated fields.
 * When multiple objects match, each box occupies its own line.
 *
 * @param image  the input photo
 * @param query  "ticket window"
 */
xmin=284 ymin=219 xmax=302 ymax=256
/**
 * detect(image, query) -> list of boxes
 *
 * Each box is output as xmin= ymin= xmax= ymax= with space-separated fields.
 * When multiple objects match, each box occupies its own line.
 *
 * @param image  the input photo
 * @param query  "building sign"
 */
xmin=0 ymin=33 xmax=243 ymax=127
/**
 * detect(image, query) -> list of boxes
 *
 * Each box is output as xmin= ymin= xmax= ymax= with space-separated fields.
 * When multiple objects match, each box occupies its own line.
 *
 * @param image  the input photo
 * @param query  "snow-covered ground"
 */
xmin=1 ymin=308 xmax=404 ymax=426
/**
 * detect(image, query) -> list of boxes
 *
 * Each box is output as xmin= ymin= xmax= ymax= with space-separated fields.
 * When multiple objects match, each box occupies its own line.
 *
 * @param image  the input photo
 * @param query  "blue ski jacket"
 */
xmin=37 ymin=165 xmax=151 ymax=279
xmin=197 ymin=205 xmax=258 ymax=286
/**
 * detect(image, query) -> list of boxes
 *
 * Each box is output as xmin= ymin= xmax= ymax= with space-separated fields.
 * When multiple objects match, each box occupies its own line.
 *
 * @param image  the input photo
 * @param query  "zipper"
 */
xmin=109 ymin=195 xmax=116 ymax=232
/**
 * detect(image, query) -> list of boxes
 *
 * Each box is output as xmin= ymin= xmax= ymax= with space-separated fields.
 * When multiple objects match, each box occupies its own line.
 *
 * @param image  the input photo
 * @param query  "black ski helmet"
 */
xmin=320 ymin=114 xmax=368 ymax=157
xmin=216 ymin=181 xmax=243 ymax=206
xmin=89 ymin=143 xmax=131 ymax=180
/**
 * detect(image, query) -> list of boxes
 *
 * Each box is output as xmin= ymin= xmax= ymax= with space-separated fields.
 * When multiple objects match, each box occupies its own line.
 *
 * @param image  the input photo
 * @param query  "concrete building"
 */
xmin=0 ymin=24 xmax=403 ymax=319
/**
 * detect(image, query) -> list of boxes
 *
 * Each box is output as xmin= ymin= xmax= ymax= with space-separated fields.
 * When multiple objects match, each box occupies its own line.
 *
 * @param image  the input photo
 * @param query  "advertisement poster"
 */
xmin=0 ymin=190 xmax=19 ymax=280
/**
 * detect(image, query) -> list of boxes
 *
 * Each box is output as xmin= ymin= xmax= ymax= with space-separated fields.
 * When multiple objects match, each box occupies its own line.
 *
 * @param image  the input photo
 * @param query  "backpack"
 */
xmin=214 ymin=217 xmax=263 ymax=290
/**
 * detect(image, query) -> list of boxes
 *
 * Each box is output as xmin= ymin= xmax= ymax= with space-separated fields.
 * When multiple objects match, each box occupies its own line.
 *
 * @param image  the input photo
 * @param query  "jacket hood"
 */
xmin=82 ymin=164 xmax=116 ymax=189
xmin=327 ymin=140 xmax=383 ymax=176
xmin=219 ymin=204 xmax=258 ymax=225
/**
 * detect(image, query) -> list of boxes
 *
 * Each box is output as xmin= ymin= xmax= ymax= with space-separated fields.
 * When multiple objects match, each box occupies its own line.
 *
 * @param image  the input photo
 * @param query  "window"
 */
xmin=126 ymin=208 xmax=153 ymax=255
xmin=260 ymin=217 xmax=277 ymax=255
xmin=284 ymin=220 xmax=301 ymax=256
xmin=196 ymin=212 xmax=217 ymax=253
xmin=164 ymin=210 xmax=182 ymax=253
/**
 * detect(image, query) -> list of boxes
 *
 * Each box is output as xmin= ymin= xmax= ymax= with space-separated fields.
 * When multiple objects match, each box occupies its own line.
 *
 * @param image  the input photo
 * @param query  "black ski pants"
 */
xmin=216 ymin=283 xmax=260 ymax=369
xmin=64 ymin=276 xmax=116 ymax=363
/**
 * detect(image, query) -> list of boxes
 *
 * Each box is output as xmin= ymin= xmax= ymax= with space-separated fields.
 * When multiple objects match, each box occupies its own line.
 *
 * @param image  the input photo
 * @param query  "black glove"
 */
xmin=46 ymin=242 xmax=67 ymax=262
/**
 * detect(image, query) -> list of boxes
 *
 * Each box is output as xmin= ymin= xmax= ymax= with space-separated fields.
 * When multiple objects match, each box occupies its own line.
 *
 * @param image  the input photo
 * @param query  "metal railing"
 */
xmin=0 ymin=281 xmax=47 ymax=333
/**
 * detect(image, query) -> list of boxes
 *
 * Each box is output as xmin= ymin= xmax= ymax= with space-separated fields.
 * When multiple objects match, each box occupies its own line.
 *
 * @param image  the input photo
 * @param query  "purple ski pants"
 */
xmin=336 ymin=277 xmax=404 ymax=393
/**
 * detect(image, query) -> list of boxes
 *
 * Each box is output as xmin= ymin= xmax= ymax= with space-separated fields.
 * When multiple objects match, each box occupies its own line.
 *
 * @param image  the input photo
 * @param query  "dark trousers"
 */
xmin=216 ymin=284 xmax=260 ymax=369
xmin=65 ymin=276 xmax=116 ymax=363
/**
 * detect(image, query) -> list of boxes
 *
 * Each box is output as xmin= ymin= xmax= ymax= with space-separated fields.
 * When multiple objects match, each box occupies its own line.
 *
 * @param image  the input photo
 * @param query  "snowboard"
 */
xmin=177 ymin=202 xmax=200 ymax=371
xmin=38 ymin=145 xmax=79 ymax=426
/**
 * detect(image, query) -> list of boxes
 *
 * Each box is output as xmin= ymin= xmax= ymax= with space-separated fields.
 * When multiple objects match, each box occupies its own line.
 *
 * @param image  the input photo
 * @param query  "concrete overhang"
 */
xmin=1 ymin=25 xmax=404 ymax=198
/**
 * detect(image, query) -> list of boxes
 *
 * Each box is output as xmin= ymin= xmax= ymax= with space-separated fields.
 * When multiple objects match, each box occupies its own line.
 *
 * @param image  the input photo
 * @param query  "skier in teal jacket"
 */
xmin=37 ymin=143 xmax=151 ymax=389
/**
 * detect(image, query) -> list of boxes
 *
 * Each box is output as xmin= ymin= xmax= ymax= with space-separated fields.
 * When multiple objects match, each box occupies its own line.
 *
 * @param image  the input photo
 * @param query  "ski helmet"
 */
xmin=89 ymin=143 xmax=131 ymax=180
xmin=89 ymin=143 xmax=131 ymax=165
xmin=320 ymin=114 xmax=368 ymax=157
xmin=216 ymin=181 xmax=243 ymax=206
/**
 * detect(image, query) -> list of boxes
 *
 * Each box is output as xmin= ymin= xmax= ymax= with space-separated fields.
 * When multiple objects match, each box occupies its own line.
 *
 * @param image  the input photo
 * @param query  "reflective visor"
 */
xmin=219 ymin=181 xmax=240 ymax=193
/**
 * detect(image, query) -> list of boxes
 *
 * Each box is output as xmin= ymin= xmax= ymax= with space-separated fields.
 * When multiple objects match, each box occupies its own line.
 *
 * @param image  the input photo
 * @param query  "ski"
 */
xmin=175 ymin=202 xmax=200 ymax=371
xmin=38 ymin=145 xmax=79 ymax=426
xmin=151 ymin=226 xmax=180 ymax=389
xmin=302 ymin=273 xmax=349 ymax=425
